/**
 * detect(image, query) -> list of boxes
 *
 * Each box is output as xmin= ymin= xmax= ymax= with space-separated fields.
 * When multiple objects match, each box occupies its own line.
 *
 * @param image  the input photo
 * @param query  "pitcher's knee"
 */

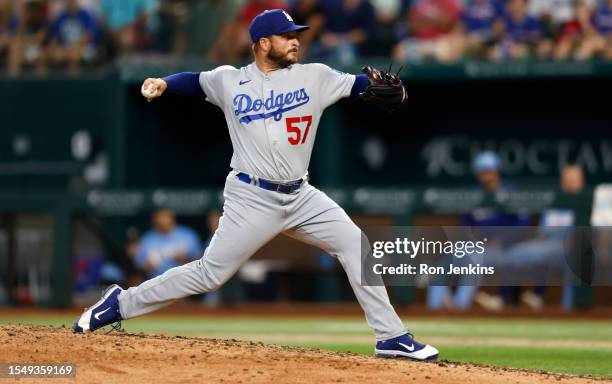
xmin=197 ymin=259 xmax=231 ymax=292
xmin=335 ymin=224 xmax=365 ymax=258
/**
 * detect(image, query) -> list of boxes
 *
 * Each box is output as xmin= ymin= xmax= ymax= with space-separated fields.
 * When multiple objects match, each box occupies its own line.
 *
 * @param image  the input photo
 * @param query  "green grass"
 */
xmin=301 ymin=343 xmax=612 ymax=378
xmin=2 ymin=314 xmax=611 ymax=377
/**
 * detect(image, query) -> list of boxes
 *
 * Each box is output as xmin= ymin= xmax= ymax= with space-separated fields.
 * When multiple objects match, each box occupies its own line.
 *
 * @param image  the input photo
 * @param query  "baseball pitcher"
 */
xmin=73 ymin=9 xmax=438 ymax=361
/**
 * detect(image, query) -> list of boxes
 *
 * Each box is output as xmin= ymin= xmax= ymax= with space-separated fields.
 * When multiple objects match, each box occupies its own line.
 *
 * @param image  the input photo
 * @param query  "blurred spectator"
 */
xmin=592 ymin=0 xmax=612 ymax=59
xmin=124 ymin=225 xmax=141 ymax=270
xmin=135 ymin=209 xmax=202 ymax=278
xmin=7 ymin=0 xmax=49 ymax=77
xmin=6 ymin=0 xmax=612 ymax=70
xmin=427 ymin=151 xmax=530 ymax=310
xmin=393 ymin=0 xmax=463 ymax=63
xmin=428 ymin=152 xmax=498 ymax=310
xmin=458 ymin=0 xmax=504 ymax=59
xmin=311 ymin=0 xmax=375 ymax=64
xmin=99 ymin=0 xmax=158 ymax=54
xmin=290 ymin=0 xmax=325 ymax=60
xmin=212 ymin=0 xmax=287 ymax=62
xmin=204 ymin=208 xmax=221 ymax=247
xmin=530 ymin=0 xmax=597 ymax=25
xmin=468 ymin=151 xmax=531 ymax=310
xmin=49 ymin=0 xmax=99 ymax=17
xmin=179 ymin=0 xmax=243 ymax=59
xmin=490 ymin=0 xmax=547 ymax=60
xmin=555 ymin=0 xmax=601 ymax=60
xmin=0 ymin=0 xmax=14 ymax=63
xmin=123 ymin=225 xmax=153 ymax=288
xmin=47 ymin=0 xmax=100 ymax=76
xmin=561 ymin=164 xmax=585 ymax=194
xmin=471 ymin=150 xmax=503 ymax=192
xmin=528 ymin=0 xmax=593 ymax=40
xmin=464 ymin=151 xmax=532 ymax=309
xmin=556 ymin=164 xmax=591 ymax=310
xmin=363 ymin=0 xmax=401 ymax=56
xmin=370 ymin=0 xmax=401 ymax=22
xmin=147 ymin=0 xmax=181 ymax=53
xmin=493 ymin=165 xmax=586 ymax=311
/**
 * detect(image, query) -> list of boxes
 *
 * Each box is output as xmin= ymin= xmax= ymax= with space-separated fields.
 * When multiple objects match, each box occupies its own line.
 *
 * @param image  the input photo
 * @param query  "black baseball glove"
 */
xmin=359 ymin=65 xmax=408 ymax=113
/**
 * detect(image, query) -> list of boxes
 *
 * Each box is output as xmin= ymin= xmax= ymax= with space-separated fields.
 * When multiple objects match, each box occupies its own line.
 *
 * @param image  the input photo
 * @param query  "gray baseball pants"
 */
xmin=118 ymin=170 xmax=406 ymax=340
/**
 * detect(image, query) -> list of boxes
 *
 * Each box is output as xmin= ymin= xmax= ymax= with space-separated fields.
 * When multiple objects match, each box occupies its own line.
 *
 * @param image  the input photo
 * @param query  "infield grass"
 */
xmin=1 ymin=314 xmax=611 ymax=378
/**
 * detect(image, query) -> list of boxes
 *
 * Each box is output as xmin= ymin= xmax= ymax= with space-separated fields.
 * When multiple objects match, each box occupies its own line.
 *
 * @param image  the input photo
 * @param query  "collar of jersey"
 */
xmin=248 ymin=62 xmax=294 ymax=80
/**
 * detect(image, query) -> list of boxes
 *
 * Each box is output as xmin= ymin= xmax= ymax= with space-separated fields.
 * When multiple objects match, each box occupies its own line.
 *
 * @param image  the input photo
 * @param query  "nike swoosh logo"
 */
xmin=239 ymin=80 xmax=252 ymax=85
xmin=398 ymin=342 xmax=415 ymax=352
xmin=94 ymin=307 xmax=111 ymax=320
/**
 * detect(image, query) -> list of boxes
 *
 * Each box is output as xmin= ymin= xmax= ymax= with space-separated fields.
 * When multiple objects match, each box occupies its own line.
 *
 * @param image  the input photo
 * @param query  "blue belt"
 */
xmin=236 ymin=172 xmax=304 ymax=194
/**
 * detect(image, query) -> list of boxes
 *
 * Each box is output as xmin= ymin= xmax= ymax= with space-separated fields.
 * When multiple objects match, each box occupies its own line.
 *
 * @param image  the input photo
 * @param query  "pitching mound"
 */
xmin=0 ymin=324 xmax=605 ymax=384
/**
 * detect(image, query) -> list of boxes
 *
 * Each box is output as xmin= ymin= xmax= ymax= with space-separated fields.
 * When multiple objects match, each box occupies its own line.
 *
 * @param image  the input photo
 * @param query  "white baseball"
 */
xmin=141 ymin=83 xmax=158 ymax=98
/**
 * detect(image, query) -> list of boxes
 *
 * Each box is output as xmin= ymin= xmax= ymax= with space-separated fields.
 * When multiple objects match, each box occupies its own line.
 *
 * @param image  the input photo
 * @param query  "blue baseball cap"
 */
xmin=249 ymin=9 xmax=309 ymax=43
xmin=473 ymin=151 xmax=501 ymax=173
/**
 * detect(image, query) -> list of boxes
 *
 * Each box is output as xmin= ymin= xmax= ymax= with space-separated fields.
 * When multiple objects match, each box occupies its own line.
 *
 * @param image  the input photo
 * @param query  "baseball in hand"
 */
xmin=141 ymin=83 xmax=158 ymax=99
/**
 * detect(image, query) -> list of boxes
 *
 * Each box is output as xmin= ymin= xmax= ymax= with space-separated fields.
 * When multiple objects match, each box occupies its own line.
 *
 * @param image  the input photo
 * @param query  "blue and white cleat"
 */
xmin=73 ymin=284 xmax=123 ymax=333
xmin=375 ymin=333 xmax=439 ymax=361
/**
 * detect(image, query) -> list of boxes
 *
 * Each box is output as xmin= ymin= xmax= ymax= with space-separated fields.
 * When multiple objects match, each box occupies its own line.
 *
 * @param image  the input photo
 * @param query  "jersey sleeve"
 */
xmin=312 ymin=63 xmax=356 ymax=109
xmin=198 ymin=65 xmax=236 ymax=108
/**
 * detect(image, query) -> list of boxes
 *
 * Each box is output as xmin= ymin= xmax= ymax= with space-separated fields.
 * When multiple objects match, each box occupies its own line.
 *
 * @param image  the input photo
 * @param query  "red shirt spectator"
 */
xmin=409 ymin=0 xmax=461 ymax=40
xmin=239 ymin=0 xmax=287 ymax=28
xmin=557 ymin=0 xmax=594 ymax=42
xmin=560 ymin=20 xmax=583 ymax=41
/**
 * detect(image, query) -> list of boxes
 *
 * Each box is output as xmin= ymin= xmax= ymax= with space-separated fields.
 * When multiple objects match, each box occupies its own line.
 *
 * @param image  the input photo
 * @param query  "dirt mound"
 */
xmin=0 ymin=324 xmax=606 ymax=384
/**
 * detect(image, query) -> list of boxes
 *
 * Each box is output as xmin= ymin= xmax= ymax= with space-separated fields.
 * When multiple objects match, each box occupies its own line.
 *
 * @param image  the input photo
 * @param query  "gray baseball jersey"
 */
xmin=117 ymin=62 xmax=407 ymax=341
xmin=199 ymin=63 xmax=355 ymax=181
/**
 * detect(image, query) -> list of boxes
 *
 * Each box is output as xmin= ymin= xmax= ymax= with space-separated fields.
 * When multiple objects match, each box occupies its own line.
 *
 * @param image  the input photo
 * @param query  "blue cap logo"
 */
xmin=249 ymin=9 xmax=309 ymax=43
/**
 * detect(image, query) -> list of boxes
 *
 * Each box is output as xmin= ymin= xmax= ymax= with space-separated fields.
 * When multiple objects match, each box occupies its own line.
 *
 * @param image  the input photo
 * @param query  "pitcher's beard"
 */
xmin=268 ymin=47 xmax=298 ymax=68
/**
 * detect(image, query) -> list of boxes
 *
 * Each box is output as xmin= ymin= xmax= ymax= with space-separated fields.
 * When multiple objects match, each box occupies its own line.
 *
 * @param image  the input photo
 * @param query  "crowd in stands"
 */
xmin=3 ymin=0 xmax=612 ymax=74
xmin=428 ymin=152 xmax=590 ymax=312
